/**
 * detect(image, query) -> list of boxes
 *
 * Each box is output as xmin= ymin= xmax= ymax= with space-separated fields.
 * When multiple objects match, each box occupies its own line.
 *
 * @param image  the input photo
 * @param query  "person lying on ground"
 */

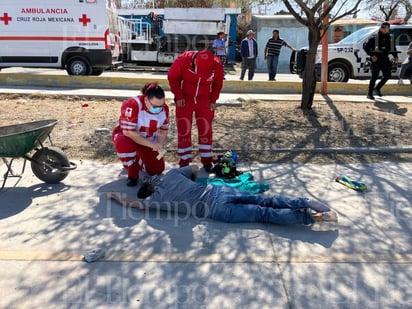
xmin=106 ymin=165 xmax=338 ymax=225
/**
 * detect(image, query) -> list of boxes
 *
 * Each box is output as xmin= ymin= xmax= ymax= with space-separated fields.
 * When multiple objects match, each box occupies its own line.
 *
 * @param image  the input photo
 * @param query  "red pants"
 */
xmin=176 ymin=97 xmax=214 ymax=167
xmin=112 ymin=132 xmax=165 ymax=179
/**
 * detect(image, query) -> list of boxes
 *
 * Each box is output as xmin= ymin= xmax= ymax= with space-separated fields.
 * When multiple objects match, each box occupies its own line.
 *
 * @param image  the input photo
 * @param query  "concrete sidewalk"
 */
xmin=0 ymin=159 xmax=411 ymax=308
xmin=0 ymin=72 xmax=411 ymax=308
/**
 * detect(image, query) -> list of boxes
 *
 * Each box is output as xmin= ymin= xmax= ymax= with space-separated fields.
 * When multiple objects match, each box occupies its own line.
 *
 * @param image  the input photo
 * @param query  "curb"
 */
xmin=1 ymin=73 xmax=411 ymax=96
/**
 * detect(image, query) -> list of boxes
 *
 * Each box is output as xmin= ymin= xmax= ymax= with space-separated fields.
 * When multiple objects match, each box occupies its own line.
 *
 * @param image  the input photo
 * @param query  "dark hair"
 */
xmin=141 ymin=82 xmax=165 ymax=100
xmin=137 ymin=182 xmax=155 ymax=199
xmin=273 ymin=29 xmax=279 ymax=34
xmin=381 ymin=22 xmax=390 ymax=29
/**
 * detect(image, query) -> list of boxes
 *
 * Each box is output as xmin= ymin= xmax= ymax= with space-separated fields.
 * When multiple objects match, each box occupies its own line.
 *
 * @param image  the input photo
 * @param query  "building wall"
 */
xmin=250 ymin=15 xmax=377 ymax=73
xmin=251 ymin=15 xmax=308 ymax=73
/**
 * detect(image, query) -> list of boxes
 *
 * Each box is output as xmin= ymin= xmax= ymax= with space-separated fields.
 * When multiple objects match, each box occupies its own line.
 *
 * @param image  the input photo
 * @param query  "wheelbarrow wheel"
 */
xmin=31 ymin=146 xmax=70 ymax=184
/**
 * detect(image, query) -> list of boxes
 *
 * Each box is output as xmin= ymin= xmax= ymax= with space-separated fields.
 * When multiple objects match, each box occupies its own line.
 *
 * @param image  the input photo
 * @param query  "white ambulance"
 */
xmin=0 ymin=0 xmax=121 ymax=76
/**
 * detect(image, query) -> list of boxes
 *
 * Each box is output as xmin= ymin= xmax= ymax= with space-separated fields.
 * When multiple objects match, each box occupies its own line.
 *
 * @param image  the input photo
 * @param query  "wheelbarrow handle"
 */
xmin=58 ymin=161 xmax=77 ymax=171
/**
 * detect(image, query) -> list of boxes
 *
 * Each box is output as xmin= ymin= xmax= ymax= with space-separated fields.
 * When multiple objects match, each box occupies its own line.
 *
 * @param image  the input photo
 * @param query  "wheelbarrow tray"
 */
xmin=0 ymin=119 xmax=58 ymax=158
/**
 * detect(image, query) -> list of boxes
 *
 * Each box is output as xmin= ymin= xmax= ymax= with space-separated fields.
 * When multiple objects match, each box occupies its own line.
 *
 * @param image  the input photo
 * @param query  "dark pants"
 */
xmin=240 ymin=58 xmax=256 ymax=80
xmin=368 ymin=60 xmax=392 ymax=95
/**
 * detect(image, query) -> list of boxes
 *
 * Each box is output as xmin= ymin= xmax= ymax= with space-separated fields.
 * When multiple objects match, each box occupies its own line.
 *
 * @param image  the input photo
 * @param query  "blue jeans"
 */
xmin=267 ymin=54 xmax=279 ymax=80
xmin=208 ymin=186 xmax=314 ymax=225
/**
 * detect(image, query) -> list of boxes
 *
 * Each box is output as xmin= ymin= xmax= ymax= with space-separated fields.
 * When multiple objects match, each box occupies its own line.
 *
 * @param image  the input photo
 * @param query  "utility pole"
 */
xmin=320 ymin=2 xmax=329 ymax=95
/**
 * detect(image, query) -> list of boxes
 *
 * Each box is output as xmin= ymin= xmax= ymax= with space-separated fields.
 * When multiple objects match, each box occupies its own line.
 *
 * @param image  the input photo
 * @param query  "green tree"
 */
xmin=282 ymin=0 xmax=362 ymax=109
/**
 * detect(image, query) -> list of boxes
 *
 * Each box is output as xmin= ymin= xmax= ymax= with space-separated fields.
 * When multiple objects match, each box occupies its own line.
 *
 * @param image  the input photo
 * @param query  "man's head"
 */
xmin=380 ymin=22 xmax=390 ymax=34
xmin=272 ymin=29 xmax=279 ymax=38
xmin=137 ymin=182 xmax=155 ymax=199
xmin=246 ymin=30 xmax=255 ymax=37
xmin=217 ymin=31 xmax=224 ymax=38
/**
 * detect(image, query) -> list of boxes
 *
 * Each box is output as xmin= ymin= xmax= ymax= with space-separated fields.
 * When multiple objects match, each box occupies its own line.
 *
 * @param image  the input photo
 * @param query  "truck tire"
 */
xmin=328 ymin=63 xmax=349 ymax=82
xmin=66 ymin=57 xmax=91 ymax=76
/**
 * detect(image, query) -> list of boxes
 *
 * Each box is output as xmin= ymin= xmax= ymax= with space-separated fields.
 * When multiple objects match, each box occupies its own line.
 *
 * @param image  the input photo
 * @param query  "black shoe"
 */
xmin=374 ymin=88 xmax=383 ymax=97
xmin=126 ymin=177 xmax=138 ymax=187
xmin=367 ymin=94 xmax=375 ymax=100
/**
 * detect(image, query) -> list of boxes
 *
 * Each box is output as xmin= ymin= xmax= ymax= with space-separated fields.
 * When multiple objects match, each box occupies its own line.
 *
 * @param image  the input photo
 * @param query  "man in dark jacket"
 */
xmin=240 ymin=30 xmax=258 ymax=81
xmin=363 ymin=22 xmax=398 ymax=100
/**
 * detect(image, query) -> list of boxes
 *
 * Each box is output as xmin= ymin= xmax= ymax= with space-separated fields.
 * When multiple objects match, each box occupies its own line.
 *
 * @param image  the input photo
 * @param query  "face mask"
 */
xmin=148 ymin=105 xmax=163 ymax=114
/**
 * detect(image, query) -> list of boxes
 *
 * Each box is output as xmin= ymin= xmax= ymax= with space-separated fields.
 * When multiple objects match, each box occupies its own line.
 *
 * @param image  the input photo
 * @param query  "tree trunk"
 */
xmin=300 ymin=27 xmax=321 ymax=110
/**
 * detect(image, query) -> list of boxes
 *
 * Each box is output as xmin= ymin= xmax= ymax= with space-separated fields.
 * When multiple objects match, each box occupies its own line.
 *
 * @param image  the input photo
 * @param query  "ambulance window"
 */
xmin=393 ymin=28 xmax=412 ymax=46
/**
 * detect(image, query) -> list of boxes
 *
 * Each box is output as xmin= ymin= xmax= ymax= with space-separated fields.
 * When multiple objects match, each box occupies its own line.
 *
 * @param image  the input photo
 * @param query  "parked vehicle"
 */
xmin=290 ymin=24 xmax=412 ymax=82
xmin=0 ymin=0 xmax=121 ymax=76
xmin=117 ymin=8 xmax=240 ymax=65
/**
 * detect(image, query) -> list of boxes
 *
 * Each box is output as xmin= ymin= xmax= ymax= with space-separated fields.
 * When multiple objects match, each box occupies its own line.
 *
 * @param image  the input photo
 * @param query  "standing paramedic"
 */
xmin=264 ymin=29 xmax=295 ymax=81
xmin=112 ymin=83 xmax=169 ymax=187
xmin=363 ymin=22 xmax=398 ymax=100
xmin=167 ymin=49 xmax=224 ymax=171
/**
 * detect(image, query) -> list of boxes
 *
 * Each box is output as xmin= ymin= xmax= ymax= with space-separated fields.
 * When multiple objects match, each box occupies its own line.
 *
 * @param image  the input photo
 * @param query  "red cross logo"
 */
xmin=0 ymin=12 xmax=12 ymax=25
xmin=78 ymin=14 xmax=91 ymax=26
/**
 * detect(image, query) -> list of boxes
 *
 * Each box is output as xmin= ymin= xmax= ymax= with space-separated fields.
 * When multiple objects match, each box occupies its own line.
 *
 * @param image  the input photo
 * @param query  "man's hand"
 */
xmin=156 ymin=148 xmax=167 ymax=160
xmin=106 ymin=192 xmax=144 ymax=209
xmin=151 ymin=141 xmax=163 ymax=152
xmin=176 ymin=99 xmax=185 ymax=107
xmin=371 ymin=55 xmax=378 ymax=62
xmin=210 ymin=102 xmax=216 ymax=111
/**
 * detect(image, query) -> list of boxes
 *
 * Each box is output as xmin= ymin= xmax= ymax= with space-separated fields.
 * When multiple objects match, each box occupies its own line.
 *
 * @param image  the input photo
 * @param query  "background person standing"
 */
xmin=363 ymin=22 xmax=398 ymax=100
xmin=213 ymin=31 xmax=228 ymax=72
xmin=167 ymin=50 xmax=224 ymax=170
xmin=398 ymin=41 xmax=412 ymax=85
xmin=240 ymin=30 xmax=258 ymax=81
xmin=264 ymin=29 xmax=295 ymax=81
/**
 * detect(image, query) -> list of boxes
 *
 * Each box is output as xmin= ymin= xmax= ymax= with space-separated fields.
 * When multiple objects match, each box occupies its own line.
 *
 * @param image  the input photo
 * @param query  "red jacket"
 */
xmin=167 ymin=50 xmax=224 ymax=103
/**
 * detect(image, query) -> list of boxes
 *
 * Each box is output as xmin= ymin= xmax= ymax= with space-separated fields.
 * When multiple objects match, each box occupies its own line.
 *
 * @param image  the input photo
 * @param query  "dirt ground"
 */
xmin=1 ymin=93 xmax=412 ymax=165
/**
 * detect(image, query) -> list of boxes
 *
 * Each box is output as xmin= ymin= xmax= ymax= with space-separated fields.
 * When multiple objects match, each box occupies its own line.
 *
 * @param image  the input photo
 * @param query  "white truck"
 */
xmin=0 ymin=0 xmax=121 ymax=76
xmin=291 ymin=24 xmax=412 ymax=82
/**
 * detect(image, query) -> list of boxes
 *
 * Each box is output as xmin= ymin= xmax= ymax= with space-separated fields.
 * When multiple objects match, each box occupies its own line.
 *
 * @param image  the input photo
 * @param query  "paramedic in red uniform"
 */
xmin=167 ymin=49 xmax=224 ymax=170
xmin=112 ymin=83 xmax=169 ymax=186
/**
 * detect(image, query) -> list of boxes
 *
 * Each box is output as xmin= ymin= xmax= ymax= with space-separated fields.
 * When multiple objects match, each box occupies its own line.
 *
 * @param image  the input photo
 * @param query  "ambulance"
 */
xmin=0 ymin=0 xmax=121 ymax=76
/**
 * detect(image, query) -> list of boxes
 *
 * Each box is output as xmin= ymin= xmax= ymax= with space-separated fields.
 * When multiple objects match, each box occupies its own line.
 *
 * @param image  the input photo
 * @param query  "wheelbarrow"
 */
xmin=0 ymin=119 xmax=77 ymax=189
